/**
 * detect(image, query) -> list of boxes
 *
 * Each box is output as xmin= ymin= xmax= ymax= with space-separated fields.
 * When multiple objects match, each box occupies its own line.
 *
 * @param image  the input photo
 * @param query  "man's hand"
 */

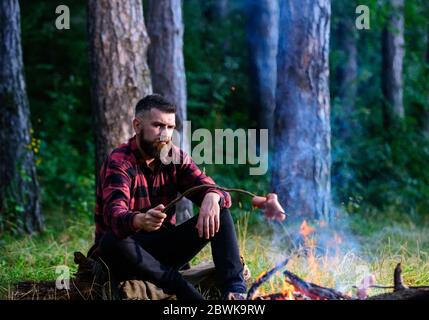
xmin=133 ymin=204 xmax=167 ymax=232
xmin=196 ymin=192 xmax=221 ymax=239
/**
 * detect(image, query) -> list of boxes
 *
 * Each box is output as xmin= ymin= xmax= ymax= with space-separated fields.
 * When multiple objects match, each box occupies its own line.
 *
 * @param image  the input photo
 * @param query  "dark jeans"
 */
xmin=98 ymin=208 xmax=246 ymax=300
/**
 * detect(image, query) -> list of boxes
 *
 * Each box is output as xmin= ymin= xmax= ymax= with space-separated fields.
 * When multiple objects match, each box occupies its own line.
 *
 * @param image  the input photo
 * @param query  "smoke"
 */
xmin=256 ymin=205 xmax=375 ymax=296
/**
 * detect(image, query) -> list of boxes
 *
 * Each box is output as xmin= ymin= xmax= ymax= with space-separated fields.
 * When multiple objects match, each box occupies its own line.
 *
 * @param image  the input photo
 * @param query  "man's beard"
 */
xmin=138 ymin=131 xmax=171 ymax=159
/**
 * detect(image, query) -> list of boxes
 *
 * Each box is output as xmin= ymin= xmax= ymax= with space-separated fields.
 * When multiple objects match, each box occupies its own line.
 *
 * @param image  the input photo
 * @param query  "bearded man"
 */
xmin=88 ymin=94 xmax=247 ymax=300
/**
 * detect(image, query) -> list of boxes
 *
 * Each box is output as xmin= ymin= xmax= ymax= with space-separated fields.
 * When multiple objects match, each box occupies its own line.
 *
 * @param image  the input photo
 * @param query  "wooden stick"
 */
xmin=255 ymin=292 xmax=294 ymax=300
xmin=394 ymin=262 xmax=408 ymax=291
xmin=162 ymin=184 xmax=259 ymax=213
xmin=256 ymin=292 xmax=312 ymax=300
xmin=283 ymin=269 xmax=351 ymax=300
xmin=247 ymin=258 xmax=289 ymax=300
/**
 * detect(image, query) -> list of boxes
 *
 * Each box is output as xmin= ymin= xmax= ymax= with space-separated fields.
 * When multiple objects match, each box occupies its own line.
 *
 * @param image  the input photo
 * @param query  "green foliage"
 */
xmin=0 ymin=155 xmax=39 ymax=235
xmin=0 ymin=192 xmax=25 ymax=235
xmin=333 ymin=124 xmax=429 ymax=216
xmin=331 ymin=0 xmax=429 ymax=216
xmin=184 ymin=0 xmax=254 ymax=130
xmin=20 ymin=1 xmax=94 ymax=215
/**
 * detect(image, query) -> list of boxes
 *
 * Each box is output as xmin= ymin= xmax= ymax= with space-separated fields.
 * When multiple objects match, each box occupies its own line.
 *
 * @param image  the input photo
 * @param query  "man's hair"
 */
xmin=135 ymin=94 xmax=176 ymax=117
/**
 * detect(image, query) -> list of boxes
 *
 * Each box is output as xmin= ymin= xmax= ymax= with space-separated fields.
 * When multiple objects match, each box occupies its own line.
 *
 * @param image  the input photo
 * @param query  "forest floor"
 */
xmin=1 ymin=208 xmax=428 ymax=300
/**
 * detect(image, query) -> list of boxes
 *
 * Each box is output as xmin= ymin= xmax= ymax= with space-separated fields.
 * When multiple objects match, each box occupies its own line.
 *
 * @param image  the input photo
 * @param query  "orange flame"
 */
xmin=300 ymin=220 xmax=315 ymax=237
xmin=252 ymin=220 xmax=354 ymax=300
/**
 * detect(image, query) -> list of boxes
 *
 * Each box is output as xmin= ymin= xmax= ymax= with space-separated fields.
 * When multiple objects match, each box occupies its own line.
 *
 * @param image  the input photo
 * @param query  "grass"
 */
xmin=1 ymin=206 xmax=428 ymax=299
xmin=0 ymin=209 xmax=93 ymax=299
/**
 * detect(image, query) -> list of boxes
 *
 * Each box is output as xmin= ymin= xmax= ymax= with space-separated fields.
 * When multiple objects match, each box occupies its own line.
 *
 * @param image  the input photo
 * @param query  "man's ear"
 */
xmin=132 ymin=118 xmax=140 ymax=133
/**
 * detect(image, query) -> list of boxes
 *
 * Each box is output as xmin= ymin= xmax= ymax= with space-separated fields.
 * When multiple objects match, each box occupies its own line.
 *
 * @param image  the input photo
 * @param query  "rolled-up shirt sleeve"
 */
xmin=102 ymin=160 xmax=137 ymax=239
xmin=176 ymin=151 xmax=231 ymax=208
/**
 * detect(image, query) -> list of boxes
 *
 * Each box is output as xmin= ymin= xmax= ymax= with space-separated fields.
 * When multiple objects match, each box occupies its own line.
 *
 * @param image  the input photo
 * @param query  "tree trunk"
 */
xmin=381 ymin=0 xmax=405 ymax=129
xmin=246 ymin=0 xmax=279 ymax=145
xmin=336 ymin=16 xmax=358 ymax=138
xmin=146 ymin=0 xmax=193 ymax=223
xmin=87 ymin=0 xmax=152 ymax=176
xmin=147 ymin=0 xmax=187 ymax=149
xmin=272 ymin=0 xmax=332 ymax=221
xmin=0 ymin=0 xmax=43 ymax=234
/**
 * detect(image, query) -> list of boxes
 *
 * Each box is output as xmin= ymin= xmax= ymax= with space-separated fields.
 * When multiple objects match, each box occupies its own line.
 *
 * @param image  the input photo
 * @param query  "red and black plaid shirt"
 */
xmin=93 ymin=136 xmax=231 ymax=243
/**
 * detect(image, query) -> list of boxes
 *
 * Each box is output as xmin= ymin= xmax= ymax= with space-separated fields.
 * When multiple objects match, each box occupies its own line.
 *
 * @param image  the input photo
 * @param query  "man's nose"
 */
xmin=160 ymin=129 xmax=169 ymax=141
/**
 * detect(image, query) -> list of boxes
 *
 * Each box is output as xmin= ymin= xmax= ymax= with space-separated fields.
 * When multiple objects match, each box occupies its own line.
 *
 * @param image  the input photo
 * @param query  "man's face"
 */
xmin=134 ymin=108 xmax=176 ymax=159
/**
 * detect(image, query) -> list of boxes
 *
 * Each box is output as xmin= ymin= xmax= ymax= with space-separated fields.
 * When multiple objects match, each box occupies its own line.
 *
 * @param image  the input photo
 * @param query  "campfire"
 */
xmin=242 ymin=220 xmax=353 ymax=300
xmin=246 ymin=259 xmax=429 ymax=300
xmin=244 ymin=220 xmax=429 ymax=300
xmin=246 ymin=258 xmax=351 ymax=300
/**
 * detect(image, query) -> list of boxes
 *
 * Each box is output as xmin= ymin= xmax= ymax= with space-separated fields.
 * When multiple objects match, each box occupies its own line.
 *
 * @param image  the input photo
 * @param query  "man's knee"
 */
xmin=219 ymin=208 xmax=234 ymax=226
xmin=99 ymin=230 xmax=128 ymax=255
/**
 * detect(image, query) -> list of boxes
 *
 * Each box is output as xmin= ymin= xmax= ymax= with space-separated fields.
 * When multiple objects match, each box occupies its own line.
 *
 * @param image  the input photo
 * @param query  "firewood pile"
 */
xmin=246 ymin=259 xmax=429 ymax=300
xmin=246 ymin=258 xmax=351 ymax=300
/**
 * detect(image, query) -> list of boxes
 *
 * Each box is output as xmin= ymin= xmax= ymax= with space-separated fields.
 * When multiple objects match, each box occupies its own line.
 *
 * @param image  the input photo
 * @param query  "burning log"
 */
xmin=247 ymin=261 xmax=351 ymax=300
xmin=254 ymin=293 xmax=288 ymax=300
xmin=247 ymin=258 xmax=289 ymax=300
xmin=255 ymin=292 xmax=311 ymax=300
xmin=283 ymin=270 xmax=351 ymax=300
